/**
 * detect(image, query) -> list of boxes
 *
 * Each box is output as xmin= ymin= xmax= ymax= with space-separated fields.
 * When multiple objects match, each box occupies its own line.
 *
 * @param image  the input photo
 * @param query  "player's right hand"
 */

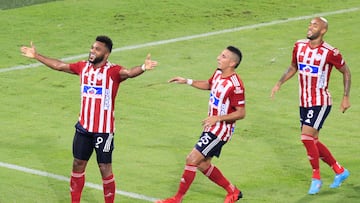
xmin=270 ymin=83 xmax=281 ymax=99
xmin=20 ymin=41 xmax=37 ymax=58
xmin=168 ymin=76 xmax=186 ymax=84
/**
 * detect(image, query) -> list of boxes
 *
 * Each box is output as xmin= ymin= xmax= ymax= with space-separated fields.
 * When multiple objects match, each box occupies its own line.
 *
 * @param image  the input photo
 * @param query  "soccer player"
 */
xmin=271 ymin=17 xmax=351 ymax=194
xmin=20 ymin=36 xmax=158 ymax=203
xmin=156 ymin=46 xmax=245 ymax=203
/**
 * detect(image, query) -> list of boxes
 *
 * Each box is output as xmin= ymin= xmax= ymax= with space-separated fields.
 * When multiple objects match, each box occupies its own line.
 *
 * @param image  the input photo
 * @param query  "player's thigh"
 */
xmin=72 ymin=130 xmax=94 ymax=161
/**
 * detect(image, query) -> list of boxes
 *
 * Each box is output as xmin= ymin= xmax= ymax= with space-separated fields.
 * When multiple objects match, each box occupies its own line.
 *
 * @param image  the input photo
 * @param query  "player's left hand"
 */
xmin=202 ymin=116 xmax=220 ymax=127
xmin=144 ymin=53 xmax=158 ymax=70
xmin=340 ymin=96 xmax=351 ymax=113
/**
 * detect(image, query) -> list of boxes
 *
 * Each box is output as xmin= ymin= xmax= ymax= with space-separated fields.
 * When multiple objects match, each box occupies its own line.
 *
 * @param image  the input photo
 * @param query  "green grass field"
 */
xmin=0 ymin=0 xmax=359 ymax=202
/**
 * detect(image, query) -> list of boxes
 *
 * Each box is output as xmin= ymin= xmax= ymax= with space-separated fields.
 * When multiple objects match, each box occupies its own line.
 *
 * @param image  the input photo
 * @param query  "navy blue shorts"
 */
xmin=72 ymin=122 xmax=114 ymax=164
xmin=194 ymin=132 xmax=226 ymax=158
xmin=299 ymin=106 xmax=331 ymax=130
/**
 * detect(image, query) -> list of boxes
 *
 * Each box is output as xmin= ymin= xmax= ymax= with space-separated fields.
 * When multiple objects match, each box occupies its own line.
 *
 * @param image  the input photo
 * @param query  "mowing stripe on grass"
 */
xmin=0 ymin=161 xmax=158 ymax=202
xmin=1 ymin=7 xmax=358 ymax=73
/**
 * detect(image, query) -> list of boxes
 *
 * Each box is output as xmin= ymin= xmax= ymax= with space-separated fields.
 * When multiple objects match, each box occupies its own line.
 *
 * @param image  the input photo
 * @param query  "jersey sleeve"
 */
xmin=69 ymin=61 xmax=86 ymax=75
xmin=328 ymin=49 xmax=345 ymax=69
xmin=111 ymin=65 xmax=124 ymax=83
xmin=229 ymin=83 xmax=245 ymax=108
xmin=291 ymin=42 xmax=298 ymax=66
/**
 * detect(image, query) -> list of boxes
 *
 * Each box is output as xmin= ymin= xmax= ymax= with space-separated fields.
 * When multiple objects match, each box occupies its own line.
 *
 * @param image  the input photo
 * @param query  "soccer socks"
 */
xmin=70 ymin=171 xmax=85 ymax=203
xmin=174 ymin=164 xmax=197 ymax=201
xmin=202 ymin=164 xmax=233 ymax=193
xmin=315 ymin=138 xmax=345 ymax=174
xmin=103 ymin=174 xmax=116 ymax=203
xmin=301 ymin=134 xmax=320 ymax=179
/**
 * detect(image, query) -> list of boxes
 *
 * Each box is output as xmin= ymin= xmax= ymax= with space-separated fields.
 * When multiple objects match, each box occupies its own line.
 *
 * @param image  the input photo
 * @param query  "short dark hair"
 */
xmin=227 ymin=46 xmax=242 ymax=68
xmin=96 ymin=35 xmax=113 ymax=53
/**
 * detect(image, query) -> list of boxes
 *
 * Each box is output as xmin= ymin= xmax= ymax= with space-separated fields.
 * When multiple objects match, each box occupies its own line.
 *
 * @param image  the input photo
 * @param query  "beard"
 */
xmin=307 ymin=32 xmax=320 ymax=40
xmin=88 ymin=53 xmax=105 ymax=64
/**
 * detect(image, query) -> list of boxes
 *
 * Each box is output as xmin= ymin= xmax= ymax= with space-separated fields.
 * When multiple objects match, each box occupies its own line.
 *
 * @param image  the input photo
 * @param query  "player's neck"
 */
xmin=92 ymin=60 xmax=107 ymax=69
xmin=221 ymin=68 xmax=235 ymax=78
xmin=309 ymin=38 xmax=323 ymax=49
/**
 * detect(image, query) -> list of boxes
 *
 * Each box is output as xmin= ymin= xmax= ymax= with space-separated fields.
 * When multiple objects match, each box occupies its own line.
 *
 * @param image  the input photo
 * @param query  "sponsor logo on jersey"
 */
xmin=299 ymin=63 xmax=319 ymax=74
xmin=82 ymin=85 xmax=103 ymax=97
xmin=209 ymin=92 xmax=219 ymax=107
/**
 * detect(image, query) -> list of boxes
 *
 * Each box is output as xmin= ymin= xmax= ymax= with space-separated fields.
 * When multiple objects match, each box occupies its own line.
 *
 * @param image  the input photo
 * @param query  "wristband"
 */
xmin=186 ymin=79 xmax=193 ymax=85
xmin=141 ymin=64 xmax=146 ymax=71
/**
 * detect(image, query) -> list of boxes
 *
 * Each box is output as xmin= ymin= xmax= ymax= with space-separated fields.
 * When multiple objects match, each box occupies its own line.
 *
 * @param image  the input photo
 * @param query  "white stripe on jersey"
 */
xmin=106 ymin=79 xmax=113 ymax=133
xmin=98 ymin=66 xmax=108 ymax=133
xmin=80 ymin=62 xmax=91 ymax=130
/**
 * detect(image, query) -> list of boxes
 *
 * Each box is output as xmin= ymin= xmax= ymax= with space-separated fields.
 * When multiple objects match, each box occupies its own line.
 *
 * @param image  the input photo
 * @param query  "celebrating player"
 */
xmin=20 ymin=35 xmax=158 ymax=203
xmin=156 ymin=46 xmax=245 ymax=203
xmin=271 ymin=17 xmax=351 ymax=194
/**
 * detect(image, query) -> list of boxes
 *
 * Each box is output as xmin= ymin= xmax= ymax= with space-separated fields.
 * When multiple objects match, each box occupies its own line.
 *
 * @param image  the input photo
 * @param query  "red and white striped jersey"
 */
xmin=292 ymin=39 xmax=345 ymax=107
xmin=204 ymin=70 xmax=245 ymax=141
xmin=70 ymin=61 xmax=124 ymax=133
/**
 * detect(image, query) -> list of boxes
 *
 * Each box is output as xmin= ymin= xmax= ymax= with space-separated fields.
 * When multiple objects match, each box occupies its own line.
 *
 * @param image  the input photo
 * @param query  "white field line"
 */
xmin=1 ymin=7 xmax=358 ymax=73
xmin=0 ymin=161 xmax=158 ymax=202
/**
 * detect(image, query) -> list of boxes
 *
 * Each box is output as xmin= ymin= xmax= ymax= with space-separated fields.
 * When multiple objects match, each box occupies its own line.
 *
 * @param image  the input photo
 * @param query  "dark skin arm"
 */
xmin=20 ymin=42 xmax=73 ymax=73
xmin=337 ymin=64 xmax=351 ymax=113
xmin=119 ymin=54 xmax=158 ymax=80
xmin=270 ymin=62 xmax=298 ymax=98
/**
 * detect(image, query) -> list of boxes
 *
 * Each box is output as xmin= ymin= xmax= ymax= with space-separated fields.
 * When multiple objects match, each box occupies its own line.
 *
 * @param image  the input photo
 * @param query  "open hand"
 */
xmin=20 ymin=42 xmax=37 ymax=58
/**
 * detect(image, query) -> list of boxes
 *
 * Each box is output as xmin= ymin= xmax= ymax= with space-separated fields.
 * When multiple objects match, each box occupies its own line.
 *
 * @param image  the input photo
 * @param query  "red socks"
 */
xmin=202 ymin=164 xmax=233 ymax=193
xmin=315 ymin=138 xmax=345 ymax=174
xmin=103 ymin=174 xmax=116 ymax=203
xmin=174 ymin=164 xmax=235 ymax=201
xmin=70 ymin=171 xmax=85 ymax=203
xmin=301 ymin=134 xmax=320 ymax=179
xmin=70 ymin=172 xmax=116 ymax=203
xmin=174 ymin=164 xmax=197 ymax=201
xmin=302 ymin=134 xmax=345 ymax=179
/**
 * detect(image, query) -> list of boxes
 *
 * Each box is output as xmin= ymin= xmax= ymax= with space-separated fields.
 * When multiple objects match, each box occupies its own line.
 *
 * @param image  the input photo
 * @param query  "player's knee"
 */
xmin=72 ymin=159 xmax=87 ymax=171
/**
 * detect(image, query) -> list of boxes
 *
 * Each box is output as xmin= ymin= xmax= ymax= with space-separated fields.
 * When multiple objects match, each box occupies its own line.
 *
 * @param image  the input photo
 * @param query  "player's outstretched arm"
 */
xmin=120 ymin=53 xmax=158 ymax=80
xmin=20 ymin=42 xmax=72 ymax=73
xmin=169 ymin=77 xmax=210 ymax=90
